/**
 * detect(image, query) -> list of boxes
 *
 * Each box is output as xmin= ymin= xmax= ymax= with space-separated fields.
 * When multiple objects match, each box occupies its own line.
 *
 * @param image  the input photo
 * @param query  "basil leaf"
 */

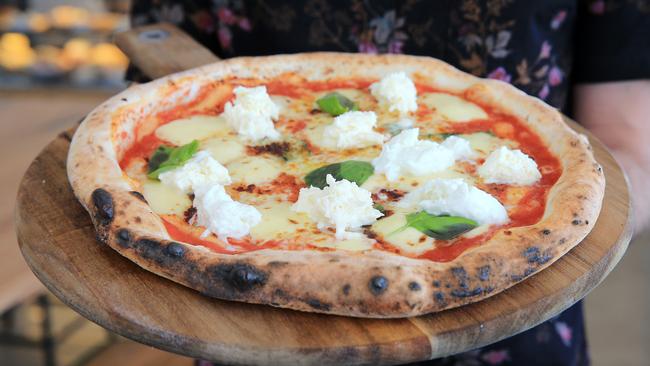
xmin=437 ymin=132 xmax=458 ymax=139
xmin=392 ymin=211 xmax=478 ymax=240
xmin=316 ymin=92 xmax=358 ymax=116
xmin=373 ymin=204 xmax=386 ymax=215
xmin=147 ymin=145 xmax=174 ymax=172
xmin=147 ymin=140 xmax=200 ymax=179
xmin=304 ymin=160 xmax=374 ymax=188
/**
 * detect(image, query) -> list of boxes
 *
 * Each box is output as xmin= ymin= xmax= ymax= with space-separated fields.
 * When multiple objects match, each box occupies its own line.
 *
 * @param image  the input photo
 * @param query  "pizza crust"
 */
xmin=67 ymin=53 xmax=605 ymax=318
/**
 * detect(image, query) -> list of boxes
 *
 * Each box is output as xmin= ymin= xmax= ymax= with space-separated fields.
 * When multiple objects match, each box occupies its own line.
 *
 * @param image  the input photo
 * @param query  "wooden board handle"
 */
xmin=114 ymin=22 xmax=220 ymax=79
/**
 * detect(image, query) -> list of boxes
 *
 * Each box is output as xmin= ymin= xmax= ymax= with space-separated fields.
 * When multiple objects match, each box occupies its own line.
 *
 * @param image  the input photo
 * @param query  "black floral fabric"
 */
xmin=130 ymin=0 xmax=650 ymax=111
xmin=129 ymin=1 xmax=649 ymax=365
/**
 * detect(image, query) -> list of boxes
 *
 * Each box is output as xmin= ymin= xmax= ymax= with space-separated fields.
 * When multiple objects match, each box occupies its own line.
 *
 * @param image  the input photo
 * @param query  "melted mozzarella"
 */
xmin=310 ymin=237 xmax=376 ymax=251
xmin=201 ymin=138 xmax=246 ymax=165
xmin=420 ymin=92 xmax=487 ymax=122
xmin=155 ymin=115 xmax=231 ymax=145
xmin=250 ymin=202 xmax=310 ymax=239
xmin=228 ymin=155 xmax=283 ymax=185
xmin=462 ymin=132 xmax=510 ymax=155
xmin=142 ymin=181 xmax=191 ymax=216
xmin=371 ymin=211 xmax=435 ymax=255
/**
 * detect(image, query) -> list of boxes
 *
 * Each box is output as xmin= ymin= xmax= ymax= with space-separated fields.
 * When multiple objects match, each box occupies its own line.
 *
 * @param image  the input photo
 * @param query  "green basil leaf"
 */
xmin=304 ymin=160 xmax=374 ymax=188
xmin=392 ymin=211 xmax=478 ymax=240
xmin=373 ymin=204 xmax=386 ymax=215
xmin=316 ymin=92 xmax=358 ymax=116
xmin=147 ymin=140 xmax=200 ymax=179
xmin=147 ymin=145 xmax=174 ymax=172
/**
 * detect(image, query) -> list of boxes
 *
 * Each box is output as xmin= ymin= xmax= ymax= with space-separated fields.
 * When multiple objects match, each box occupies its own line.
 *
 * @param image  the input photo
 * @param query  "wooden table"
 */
xmin=14 ymin=24 xmax=633 ymax=365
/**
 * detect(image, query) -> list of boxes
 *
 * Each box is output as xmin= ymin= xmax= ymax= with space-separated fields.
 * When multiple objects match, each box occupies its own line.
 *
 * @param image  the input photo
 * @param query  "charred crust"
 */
xmin=451 ymin=267 xmax=469 ymax=289
xmin=541 ymin=229 xmax=551 ymax=235
xmin=273 ymin=288 xmax=290 ymax=301
xmin=434 ymin=292 xmax=446 ymax=305
xmin=115 ymin=228 xmax=131 ymax=248
xmin=134 ymin=239 xmax=165 ymax=262
xmin=478 ymin=265 xmax=490 ymax=281
xmin=432 ymin=280 xmax=441 ymax=287
xmin=523 ymin=246 xmax=552 ymax=265
xmin=451 ymin=287 xmax=483 ymax=298
xmin=212 ymin=263 xmax=268 ymax=292
xmin=166 ymin=242 xmax=185 ymax=258
xmin=572 ymin=219 xmax=582 ymax=225
xmin=267 ymin=261 xmax=289 ymax=267
xmin=408 ymin=281 xmax=421 ymax=291
xmin=306 ymin=299 xmax=331 ymax=311
xmin=342 ymin=284 xmax=351 ymax=295
xmin=129 ymin=191 xmax=147 ymax=203
xmin=524 ymin=267 xmax=536 ymax=277
xmin=369 ymin=276 xmax=388 ymax=295
xmin=91 ymin=188 xmax=114 ymax=225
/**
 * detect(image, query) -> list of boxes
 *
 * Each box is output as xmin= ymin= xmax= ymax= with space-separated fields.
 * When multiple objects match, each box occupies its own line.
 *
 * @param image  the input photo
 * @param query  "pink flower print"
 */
xmin=218 ymin=26 xmax=233 ymax=49
xmin=481 ymin=350 xmax=510 ymax=364
xmin=238 ymin=18 xmax=252 ymax=31
xmin=193 ymin=11 xmax=215 ymax=32
xmin=358 ymin=41 xmax=378 ymax=54
xmin=555 ymin=321 xmax=573 ymax=346
xmin=539 ymin=41 xmax=552 ymax=59
xmin=548 ymin=67 xmax=563 ymax=86
xmin=539 ymin=84 xmax=550 ymax=99
xmin=487 ymin=67 xmax=512 ymax=83
xmin=388 ymin=40 xmax=404 ymax=54
xmin=551 ymin=10 xmax=567 ymax=29
xmin=590 ymin=0 xmax=606 ymax=14
xmin=217 ymin=7 xmax=237 ymax=25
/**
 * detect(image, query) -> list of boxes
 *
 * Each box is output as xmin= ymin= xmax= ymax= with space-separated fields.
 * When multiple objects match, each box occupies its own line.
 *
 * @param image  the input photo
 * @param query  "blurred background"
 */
xmin=0 ymin=0 xmax=648 ymax=365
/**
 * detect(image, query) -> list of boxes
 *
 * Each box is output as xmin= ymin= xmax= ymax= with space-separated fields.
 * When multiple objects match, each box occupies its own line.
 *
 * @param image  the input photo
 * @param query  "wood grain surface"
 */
xmin=114 ymin=22 xmax=219 ymax=79
xmin=14 ymin=118 xmax=632 ymax=365
xmin=15 ymin=24 xmax=633 ymax=365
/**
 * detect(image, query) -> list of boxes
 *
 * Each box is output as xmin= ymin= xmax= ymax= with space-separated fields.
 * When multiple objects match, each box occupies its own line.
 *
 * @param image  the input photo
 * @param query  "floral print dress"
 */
xmin=130 ymin=1 xmax=650 ymax=365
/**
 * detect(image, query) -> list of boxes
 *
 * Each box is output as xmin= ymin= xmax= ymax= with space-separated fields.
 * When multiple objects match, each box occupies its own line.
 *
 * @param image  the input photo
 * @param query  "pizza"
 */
xmin=67 ymin=53 xmax=605 ymax=318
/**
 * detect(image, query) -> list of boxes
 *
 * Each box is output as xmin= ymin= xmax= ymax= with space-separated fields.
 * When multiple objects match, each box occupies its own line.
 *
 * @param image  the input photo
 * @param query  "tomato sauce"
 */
xmin=162 ymin=217 xmax=279 ymax=253
xmin=119 ymin=133 xmax=164 ymax=170
xmin=120 ymin=76 xmax=562 ymax=263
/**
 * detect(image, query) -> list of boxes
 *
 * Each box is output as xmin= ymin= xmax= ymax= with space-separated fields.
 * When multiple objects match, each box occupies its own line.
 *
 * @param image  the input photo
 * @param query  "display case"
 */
xmin=0 ymin=0 xmax=130 ymax=91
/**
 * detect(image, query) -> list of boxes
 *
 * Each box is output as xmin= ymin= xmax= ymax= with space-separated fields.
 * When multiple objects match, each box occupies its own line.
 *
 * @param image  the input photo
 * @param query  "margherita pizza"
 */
xmin=67 ymin=53 xmax=605 ymax=317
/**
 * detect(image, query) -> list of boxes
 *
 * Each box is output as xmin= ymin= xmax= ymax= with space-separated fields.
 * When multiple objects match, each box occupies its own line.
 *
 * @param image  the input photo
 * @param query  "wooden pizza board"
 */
xmin=14 ymin=24 xmax=633 ymax=365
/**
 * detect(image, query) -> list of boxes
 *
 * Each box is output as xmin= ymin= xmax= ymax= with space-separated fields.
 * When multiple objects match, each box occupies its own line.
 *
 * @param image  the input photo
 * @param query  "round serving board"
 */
xmin=15 ymin=116 xmax=632 ymax=365
xmin=15 ymin=23 xmax=634 ymax=365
